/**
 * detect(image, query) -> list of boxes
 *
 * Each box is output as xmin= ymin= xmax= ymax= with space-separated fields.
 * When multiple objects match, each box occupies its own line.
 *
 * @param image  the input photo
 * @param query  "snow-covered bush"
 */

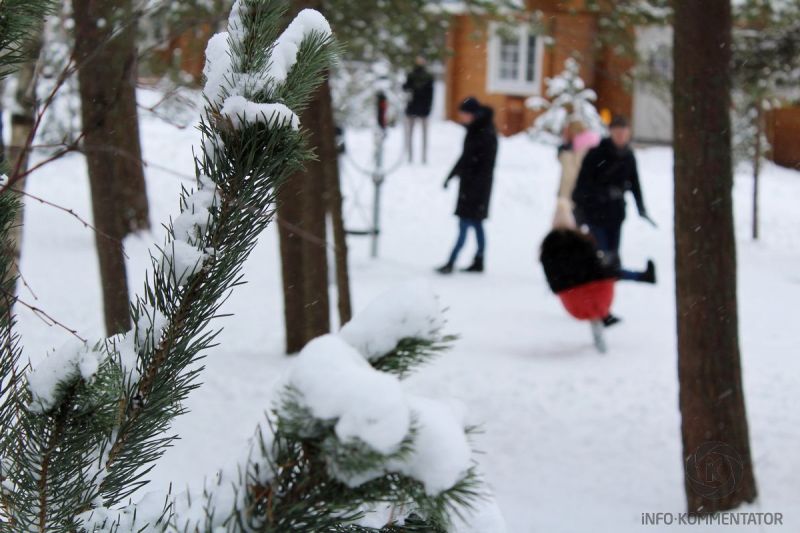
xmin=526 ymin=57 xmax=605 ymax=143
xmin=0 ymin=1 xmax=485 ymax=531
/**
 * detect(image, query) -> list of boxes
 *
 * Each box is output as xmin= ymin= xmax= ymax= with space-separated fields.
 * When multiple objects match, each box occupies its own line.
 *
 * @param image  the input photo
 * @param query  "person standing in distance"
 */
xmin=437 ymin=97 xmax=498 ymax=274
xmin=572 ymin=115 xmax=656 ymax=283
xmin=403 ymin=56 xmax=434 ymax=164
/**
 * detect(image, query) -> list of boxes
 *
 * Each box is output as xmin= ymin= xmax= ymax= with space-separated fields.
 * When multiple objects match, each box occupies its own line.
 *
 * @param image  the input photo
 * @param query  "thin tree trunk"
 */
xmin=318 ymin=78 xmax=352 ymax=325
xmin=277 ymin=92 xmax=332 ymax=352
xmin=752 ymin=101 xmax=762 ymax=241
xmin=4 ymin=34 xmax=43 ymax=293
xmin=298 ymin=94 xmax=331 ymax=342
xmin=74 ymin=0 xmax=140 ymax=335
xmin=276 ymin=0 xmax=338 ymax=353
xmin=278 ymin=183 xmax=311 ymax=354
xmin=673 ymin=0 xmax=757 ymax=514
xmin=276 ymin=110 xmax=331 ymax=352
xmin=74 ymin=0 xmax=149 ymax=236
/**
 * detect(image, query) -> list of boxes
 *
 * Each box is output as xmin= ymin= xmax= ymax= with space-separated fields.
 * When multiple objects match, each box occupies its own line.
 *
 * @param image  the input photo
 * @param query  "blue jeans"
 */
xmin=448 ymin=217 xmax=485 ymax=265
xmin=588 ymin=223 xmax=645 ymax=282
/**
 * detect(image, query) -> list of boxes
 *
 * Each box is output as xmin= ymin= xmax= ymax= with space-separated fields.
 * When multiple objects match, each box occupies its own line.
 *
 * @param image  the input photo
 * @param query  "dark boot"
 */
xmin=641 ymin=260 xmax=656 ymax=284
xmin=603 ymin=314 xmax=623 ymax=328
xmin=436 ymin=263 xmax=454 ymax=274
xmin=461 ymin=256 xmax=484 ymax=273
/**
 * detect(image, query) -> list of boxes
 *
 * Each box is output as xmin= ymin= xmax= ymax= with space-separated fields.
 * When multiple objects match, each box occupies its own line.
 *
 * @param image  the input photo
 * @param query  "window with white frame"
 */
xmin=487 ymin=23 xmax=543 ymax=96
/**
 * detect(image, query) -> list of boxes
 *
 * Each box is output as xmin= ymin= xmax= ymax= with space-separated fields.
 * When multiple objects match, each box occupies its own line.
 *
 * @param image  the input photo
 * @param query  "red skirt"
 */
xmin=557 ymin=279 xmax=615 ymax=321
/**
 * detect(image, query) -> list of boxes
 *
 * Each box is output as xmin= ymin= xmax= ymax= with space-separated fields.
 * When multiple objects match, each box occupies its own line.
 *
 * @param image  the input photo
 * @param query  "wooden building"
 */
xmin=444 ymin=0 xmax=636 ymax=137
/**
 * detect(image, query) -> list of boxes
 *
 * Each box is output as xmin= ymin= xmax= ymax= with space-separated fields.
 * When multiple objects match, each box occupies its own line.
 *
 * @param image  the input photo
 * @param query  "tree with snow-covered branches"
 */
xmin=0 ymin=1 xmax=488 ymax=531
xmin=731 ymin=0 xmax=800 ymax=240
xmin=526 ymin=57 xmax=606 ymax=143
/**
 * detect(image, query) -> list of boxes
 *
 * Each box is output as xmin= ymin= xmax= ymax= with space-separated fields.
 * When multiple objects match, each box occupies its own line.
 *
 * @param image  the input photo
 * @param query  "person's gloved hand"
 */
xmin=641 ymin=212 xmax=658 ymax=228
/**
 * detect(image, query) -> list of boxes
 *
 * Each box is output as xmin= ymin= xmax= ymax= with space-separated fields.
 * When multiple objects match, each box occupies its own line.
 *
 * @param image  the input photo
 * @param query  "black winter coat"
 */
xmin=572 ymin=138 xmax=646 ymax=226
xmin=447 ymin=107 xmax=498 ymax=221
xmin=540 ymin=228 xmax=617 ymax=294
xmin=403 ymin=66 xmax=434 ymax=117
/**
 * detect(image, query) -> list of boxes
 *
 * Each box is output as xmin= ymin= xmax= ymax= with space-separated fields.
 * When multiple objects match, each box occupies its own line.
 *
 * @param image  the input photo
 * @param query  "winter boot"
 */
xmin=641 ymin=260 xmax=657 ymax=284
xmin=461 ymin=256 xmax=484 ymax=273
xmin=436 ymin=263 xmax=454 ymax=275
xmin=603 ymin=314 xmax=623 ymax=328
xmin=590 ymin=320 xmax=608 ymax=354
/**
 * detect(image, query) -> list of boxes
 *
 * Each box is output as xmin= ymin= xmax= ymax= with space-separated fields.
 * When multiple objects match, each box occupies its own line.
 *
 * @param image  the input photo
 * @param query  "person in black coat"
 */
xmin=403 ymin=56 xmax=434 ymax=164
xmin=437 ymin=97 xmax=498 ymax=274
xmin=572 ymin=116 xmax=656 ymax=282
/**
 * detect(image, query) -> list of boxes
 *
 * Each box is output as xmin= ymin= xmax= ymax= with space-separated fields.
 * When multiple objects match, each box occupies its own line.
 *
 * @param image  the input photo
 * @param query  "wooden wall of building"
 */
xmin=445 ymin=6 xmax=634 ymax=136
xmin=767 ymin=107 xmax=800 ymax=169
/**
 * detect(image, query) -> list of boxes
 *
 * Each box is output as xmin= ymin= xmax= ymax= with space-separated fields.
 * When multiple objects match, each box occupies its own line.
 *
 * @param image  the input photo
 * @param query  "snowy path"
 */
xmin=16 ymin=95 xmax=800 ymax=532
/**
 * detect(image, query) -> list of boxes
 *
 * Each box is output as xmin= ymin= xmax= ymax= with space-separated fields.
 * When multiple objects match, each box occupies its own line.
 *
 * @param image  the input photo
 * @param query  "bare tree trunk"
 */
xmin=673 ymin=0 xmax=757 ymax=515
xmin=4 ymin=34 xmax=43 ymax=292
xmin=276 ymin=0 xmax=348 ymax=353
xmin=74 ymin=0 xmax=149 ymax=236
xmin=318 ymin=78 xmax=352 ymax=325
xmin=277 ymin=185 xmax=309 ymax=354
xmin=276 ymin=91 xmax=332 ymax=352
xmin=752 ymin=100 xmax=762 ymax=241
xmin=74 ymin=0 xmax=142 ymax=335
xmin=277 ymin=96 xmax=332 ymax=351
xmin=300 ymin=101 xmax=331 ymax=340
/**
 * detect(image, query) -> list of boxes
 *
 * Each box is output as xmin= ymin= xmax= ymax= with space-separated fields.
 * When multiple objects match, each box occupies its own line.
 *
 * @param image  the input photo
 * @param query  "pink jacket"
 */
xmin=572 ymin=130 xmax=601 ymax=152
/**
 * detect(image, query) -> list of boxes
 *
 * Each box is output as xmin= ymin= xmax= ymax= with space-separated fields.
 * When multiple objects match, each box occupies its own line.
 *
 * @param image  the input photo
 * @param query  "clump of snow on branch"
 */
xmin=395 ymin=396 xmax=473 ymax=495
xmin=280 ymin=283 xmax=474 ymax=496
xmin=268 ymin=9 xmax=332 ymax=84
xmin=285 ymin=335 xmax=411 ymax=454
xmin=282 ymin=335 xmax=474 ymax=494
xmin=27 ymin=340 xmax=104 ymax=413
xmin=202 ymin=32 xmax=232 ymax=106
xmin=202 ymin=2 xmax=332 ymax=129
xmin=220 ymin=96 xmax=300 ymax=130
xmin=172 ymin=175 xmax=218 ymax=244
xmin=162 ymin=175 xmax=219 ymax=286
xmin=526 ymin=58 xmax=606 ymax=142
xmin=340 ymin=282 xmax=445 ymax=361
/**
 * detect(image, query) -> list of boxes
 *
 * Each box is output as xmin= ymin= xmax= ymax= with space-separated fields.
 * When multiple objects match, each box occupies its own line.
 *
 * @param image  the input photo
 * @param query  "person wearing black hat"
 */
xmin=403 ymin=56 xmax=435 ymax=164
xmin=572 ymin=115 xmax=657 ymax=283
xmin=437 ymin=97 xmax=498 ymax=274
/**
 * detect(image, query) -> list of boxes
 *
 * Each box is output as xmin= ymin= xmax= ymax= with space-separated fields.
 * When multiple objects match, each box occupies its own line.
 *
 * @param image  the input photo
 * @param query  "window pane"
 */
xmin=526 ymin=34 xmax=538 ymax=82
xmin=499 ymin=35 xmax=520 ymax=81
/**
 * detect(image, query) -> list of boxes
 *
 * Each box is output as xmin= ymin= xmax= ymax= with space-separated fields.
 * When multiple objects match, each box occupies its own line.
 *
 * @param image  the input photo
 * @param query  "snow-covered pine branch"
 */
xmin=0 ymin=0 xmax=334 ymax=530
xmin=161 ymin=284 xmax=482 ymax=532
xmin=526 ymin=58 xmax=606 ymax=143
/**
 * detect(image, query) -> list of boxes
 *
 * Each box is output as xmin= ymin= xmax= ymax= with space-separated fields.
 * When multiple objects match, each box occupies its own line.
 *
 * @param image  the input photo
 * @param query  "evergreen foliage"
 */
xmin=0 ymin=1 xmax=484 ymax=531
xmin=526 ymin=58 xmax=606 ymax=142
xmin=0 ymin=0 xmax=54 ymax=79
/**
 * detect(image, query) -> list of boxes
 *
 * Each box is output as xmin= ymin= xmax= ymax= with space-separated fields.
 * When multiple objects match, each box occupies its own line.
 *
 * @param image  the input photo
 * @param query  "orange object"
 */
xmin=557 ymin=279 xmax=615 ymax=321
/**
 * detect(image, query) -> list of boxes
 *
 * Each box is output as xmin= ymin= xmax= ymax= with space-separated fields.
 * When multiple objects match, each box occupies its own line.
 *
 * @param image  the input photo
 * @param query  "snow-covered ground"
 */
xmin=14 ymin=91 xmax=800 ymax=532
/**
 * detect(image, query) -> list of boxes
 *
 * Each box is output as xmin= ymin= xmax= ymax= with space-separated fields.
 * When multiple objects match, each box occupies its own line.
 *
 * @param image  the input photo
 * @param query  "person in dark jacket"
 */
xmin=572 ymin=116 xmax=656 ymax=282
xmin=437 ymin=97 xmax=498 ymax=274
xmin=403 ymin=56 xmax=434 ymax=164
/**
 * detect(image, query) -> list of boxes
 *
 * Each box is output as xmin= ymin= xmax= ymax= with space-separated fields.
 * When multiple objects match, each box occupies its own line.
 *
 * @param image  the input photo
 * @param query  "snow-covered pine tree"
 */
xmin=0 ymin=0 xmax=335 ymax=529
xmin=526 ymin=58 xmax=606 ymax=143
xmin=1 ymin=1 xmax=486 ymax=531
